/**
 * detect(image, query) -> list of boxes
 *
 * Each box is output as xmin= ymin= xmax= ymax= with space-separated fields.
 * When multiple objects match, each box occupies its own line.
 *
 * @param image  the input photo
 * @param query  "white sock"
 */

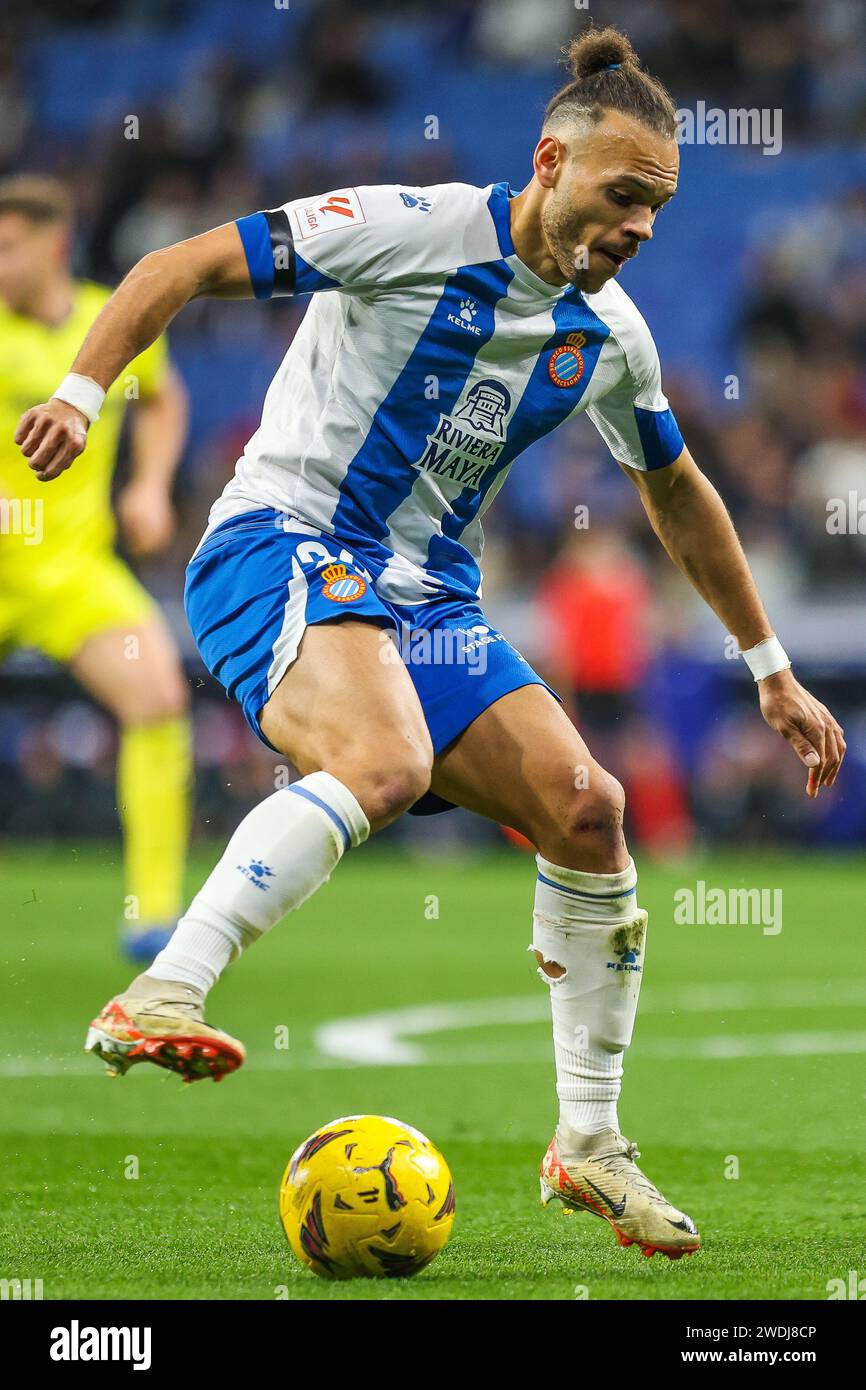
xmin=148 ymin=771 xmax=369 ymax=994
xmin=532 ymin=853 xmax=646 ymax=1138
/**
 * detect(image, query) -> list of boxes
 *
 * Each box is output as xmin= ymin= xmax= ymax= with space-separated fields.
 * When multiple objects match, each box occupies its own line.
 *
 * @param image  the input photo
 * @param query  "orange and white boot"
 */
xmin=85 ymin=977 xmax=245 ymax=1084
xmin=540 ymin=1126 xmax=700 ymax=1260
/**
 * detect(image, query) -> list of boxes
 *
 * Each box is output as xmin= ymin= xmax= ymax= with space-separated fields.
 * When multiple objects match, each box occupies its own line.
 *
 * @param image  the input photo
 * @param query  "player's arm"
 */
xmin=118 ymin=363 xmax=188 ymax=556
xmin=14 ymin=222 xmax=251 ymax=482
xmin=620 ymin=446 xmax=846 ymax=798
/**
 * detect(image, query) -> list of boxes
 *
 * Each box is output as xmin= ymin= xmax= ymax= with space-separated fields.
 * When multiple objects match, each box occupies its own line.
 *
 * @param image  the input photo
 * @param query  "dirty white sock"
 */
xmin=532 ymin=853 xmax=646 ymax=1137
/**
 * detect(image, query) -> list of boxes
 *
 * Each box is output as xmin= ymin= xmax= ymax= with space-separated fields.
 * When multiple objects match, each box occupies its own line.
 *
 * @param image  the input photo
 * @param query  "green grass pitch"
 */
xmin=1 ymin=842 xmax=863 ymax=1301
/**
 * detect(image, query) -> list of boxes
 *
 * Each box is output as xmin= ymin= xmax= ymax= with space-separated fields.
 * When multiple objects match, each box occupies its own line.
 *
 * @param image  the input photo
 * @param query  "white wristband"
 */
xmin=741 ymin=636 xmax=791 ymax=681
xmin=52 ymin=373 xmax=105 ymax=424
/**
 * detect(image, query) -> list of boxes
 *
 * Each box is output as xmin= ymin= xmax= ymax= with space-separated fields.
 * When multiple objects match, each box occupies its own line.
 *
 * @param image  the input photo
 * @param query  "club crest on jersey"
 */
xmin=321 ymin=563 xmax=367 ymax=603
xmin=548 ymin=332 xmax=587 ymax=388
xmin=413 ymin=380 xmax=511 ymax=492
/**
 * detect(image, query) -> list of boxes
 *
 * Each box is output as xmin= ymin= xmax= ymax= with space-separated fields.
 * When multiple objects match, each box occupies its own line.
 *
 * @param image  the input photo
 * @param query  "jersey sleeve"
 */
xmin=128 ymin=333 xmax=169 ymax=401
xmin=585 ymin=309 xmax=684 ymax=472
xmin=234 ymin=184 xmax=465 ymax=299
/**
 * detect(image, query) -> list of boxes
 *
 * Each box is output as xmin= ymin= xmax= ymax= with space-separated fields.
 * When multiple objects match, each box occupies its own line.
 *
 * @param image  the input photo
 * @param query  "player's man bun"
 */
xmin=564 ymin=27 xmax=637 ymax=80
xmin=545 ymin=24 xmax=677 ymax=140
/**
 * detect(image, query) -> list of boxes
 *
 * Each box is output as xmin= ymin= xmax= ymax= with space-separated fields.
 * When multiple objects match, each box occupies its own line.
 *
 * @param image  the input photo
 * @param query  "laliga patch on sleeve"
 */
xmin=290 ymin=188 xmax=366 ymax=240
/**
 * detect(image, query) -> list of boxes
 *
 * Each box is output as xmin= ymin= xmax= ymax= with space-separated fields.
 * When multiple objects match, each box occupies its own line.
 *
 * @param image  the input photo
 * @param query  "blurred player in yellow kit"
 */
xmin=0 ymin=174 xmax=191 ymax=960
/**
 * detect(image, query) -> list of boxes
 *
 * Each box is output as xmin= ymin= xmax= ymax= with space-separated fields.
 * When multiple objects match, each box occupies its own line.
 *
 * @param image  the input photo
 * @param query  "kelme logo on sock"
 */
xmin=236 ymin=858 xmax=276 ymax=891
xmin=606 ymin=946 xmax=642 ymax=974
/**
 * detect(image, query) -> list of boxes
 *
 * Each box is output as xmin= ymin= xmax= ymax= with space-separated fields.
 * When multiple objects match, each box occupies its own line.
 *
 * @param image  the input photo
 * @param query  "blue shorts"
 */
xmin=184 ymin=510 xmax=554 ymax=814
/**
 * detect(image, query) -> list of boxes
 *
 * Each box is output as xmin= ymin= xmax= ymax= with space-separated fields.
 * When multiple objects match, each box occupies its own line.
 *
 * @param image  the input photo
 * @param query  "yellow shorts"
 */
xmin=0 ymin=550 xmax=157 ymax=664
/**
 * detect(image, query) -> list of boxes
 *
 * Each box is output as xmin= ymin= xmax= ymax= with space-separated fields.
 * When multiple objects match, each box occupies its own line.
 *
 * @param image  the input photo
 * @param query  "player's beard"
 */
xmin=540 ymin=196 xmax=592 ymax=290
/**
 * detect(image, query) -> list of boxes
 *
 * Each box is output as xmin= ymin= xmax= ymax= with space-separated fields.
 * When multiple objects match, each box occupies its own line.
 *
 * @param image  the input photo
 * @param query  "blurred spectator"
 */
xmin=536 ymin=527 xmax=653 ymax=713
xmin=304 ymin=5 xmax=384 ymax=114
xmin=472 ymin=0 xmax=573 ymax=68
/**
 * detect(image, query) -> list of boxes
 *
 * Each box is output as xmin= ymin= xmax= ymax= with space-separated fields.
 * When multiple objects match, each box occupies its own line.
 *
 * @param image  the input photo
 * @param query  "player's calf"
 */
xmin=86 ymin=620 xmax=436 ymax=1083
xmin=84 ymin=766 xmax=372 ymax=1082
xmin=526 ymin=790 xmax=704 ymax=1255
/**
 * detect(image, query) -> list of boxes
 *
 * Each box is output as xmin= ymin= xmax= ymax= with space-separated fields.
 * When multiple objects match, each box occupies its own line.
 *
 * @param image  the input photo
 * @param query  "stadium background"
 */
xmin=1 ymin=0 xmax=864 ymax=853
xmin=2 ymin=0 xmax=866 ymax=1306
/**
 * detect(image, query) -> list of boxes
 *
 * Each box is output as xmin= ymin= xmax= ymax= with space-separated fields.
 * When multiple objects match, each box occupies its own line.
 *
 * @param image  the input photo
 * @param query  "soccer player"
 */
xmin=0 ymin=174 xmax=191 ymax=961
xmin=17 ymin=31 xmax=845 ymax=1258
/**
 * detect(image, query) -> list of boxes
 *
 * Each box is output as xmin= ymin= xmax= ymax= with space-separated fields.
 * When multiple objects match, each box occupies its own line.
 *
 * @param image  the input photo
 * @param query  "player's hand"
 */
xmin=15 ymin=400 xmax=89 ymax=481
xmin=117 ymin=480 xmax=177 ymax=556
xmin=758 ymin=668 xmax=846 ymax=798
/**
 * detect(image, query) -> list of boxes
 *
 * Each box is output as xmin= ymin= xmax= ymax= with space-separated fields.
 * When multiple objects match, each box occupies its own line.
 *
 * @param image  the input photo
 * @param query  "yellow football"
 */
xmin=279 ymin=1114 xmax=455 ymax=1279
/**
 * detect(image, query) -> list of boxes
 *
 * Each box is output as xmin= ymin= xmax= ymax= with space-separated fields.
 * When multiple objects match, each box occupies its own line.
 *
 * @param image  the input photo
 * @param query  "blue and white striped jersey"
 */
xmin=206 ymin=181 xmax=684 ymax=604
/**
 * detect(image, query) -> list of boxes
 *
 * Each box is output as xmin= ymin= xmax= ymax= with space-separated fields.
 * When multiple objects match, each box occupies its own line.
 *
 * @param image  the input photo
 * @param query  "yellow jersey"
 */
xmin=0 ymin=279 xmax=168 ymax=566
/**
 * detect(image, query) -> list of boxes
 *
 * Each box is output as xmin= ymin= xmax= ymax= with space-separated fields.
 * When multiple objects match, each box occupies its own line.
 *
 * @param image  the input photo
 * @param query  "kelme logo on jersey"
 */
xmin=413 ymin=380 xmax=512 ymax=492
xmin=321 ymin=563 xmax=368 ymax=603
xmin=399 ymin=191 xmax=431 ymax=213
xmin=447 ymin=298 xmax=482 ymax=336
xmin=548 ymin=332 xmax=587 ymax=388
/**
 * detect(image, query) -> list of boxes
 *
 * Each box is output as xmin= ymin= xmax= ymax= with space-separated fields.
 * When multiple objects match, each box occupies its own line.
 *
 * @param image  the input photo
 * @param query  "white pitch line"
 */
xmin=0 ymin=1056 xmax=97 ymax=1077
xmin=316 ymin=996 xmax=546 ymax=1066
xmin=358 ymin=1031 xmax=866 ymax=1067
xmin=4 ymin=1028 xmax=866 ymax=1078
xmin=314 ymin=980 xmax=866 ymax=1066
xmin=2 ymin=980 xmax=866 ymax=1077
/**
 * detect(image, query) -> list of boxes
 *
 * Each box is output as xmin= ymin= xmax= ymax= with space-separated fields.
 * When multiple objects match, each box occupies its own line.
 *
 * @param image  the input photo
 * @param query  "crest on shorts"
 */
xmin=321 ymin=563 xmax=367 ymax=603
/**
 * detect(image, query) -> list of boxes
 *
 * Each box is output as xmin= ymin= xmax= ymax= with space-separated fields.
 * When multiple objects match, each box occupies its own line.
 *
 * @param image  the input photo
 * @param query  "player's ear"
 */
xmin=533 ymin=136 xmax=563 ymax=188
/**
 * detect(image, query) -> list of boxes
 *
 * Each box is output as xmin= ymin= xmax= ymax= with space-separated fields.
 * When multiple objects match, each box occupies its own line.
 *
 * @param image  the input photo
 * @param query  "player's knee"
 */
xmin=356 ymin=751 xmax=433 ymax=829
xmin=157 ymin=675 xmax=190 ymax=721
xmin=118 ymin=672 xmax=190 ymax=726
xmin=562 ymin=769 xmax=626 ymax=863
